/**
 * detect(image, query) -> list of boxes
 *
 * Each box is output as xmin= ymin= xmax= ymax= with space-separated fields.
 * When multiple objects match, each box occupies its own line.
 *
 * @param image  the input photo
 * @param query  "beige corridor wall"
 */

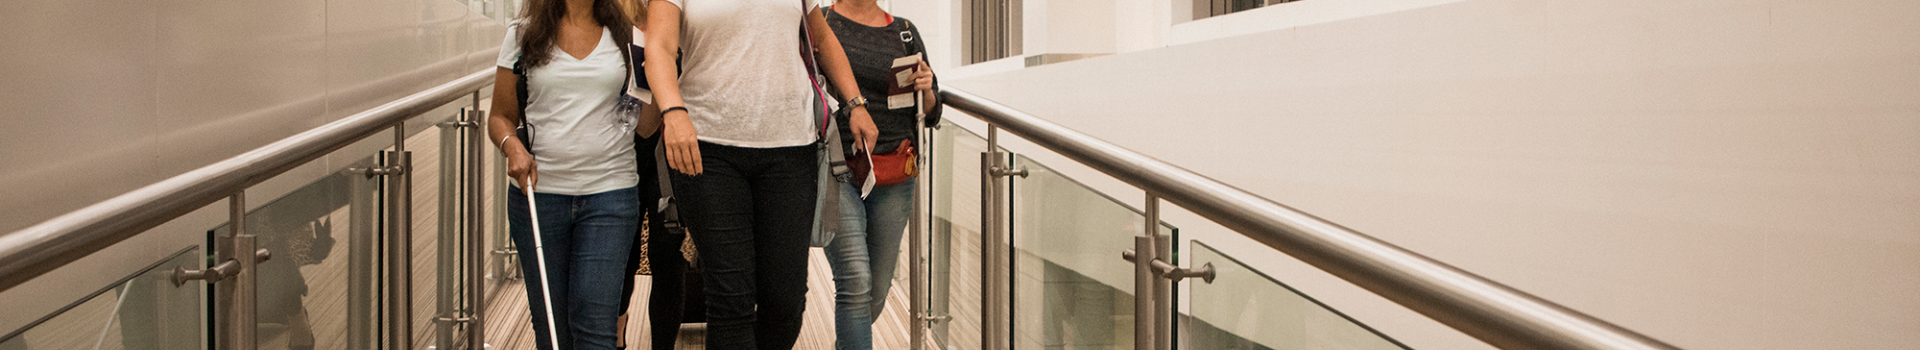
xmin=0 ymin=0 xmax=505 ymax=333
xmin=939 ymin=0 xmax=1919 ymax=348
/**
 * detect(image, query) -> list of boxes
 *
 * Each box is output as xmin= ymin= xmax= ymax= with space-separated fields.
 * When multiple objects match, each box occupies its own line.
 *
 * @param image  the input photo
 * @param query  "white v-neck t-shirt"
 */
xmin=663 ymin=0 xmax=819 ymax=148
xmin=498 ymin=23 xmax=639 ymax=195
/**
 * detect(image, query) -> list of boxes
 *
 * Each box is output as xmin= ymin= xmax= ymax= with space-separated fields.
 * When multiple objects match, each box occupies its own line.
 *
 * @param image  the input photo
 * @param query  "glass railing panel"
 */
xmin=0 ymin=248 xmax=204 ymax=350
xmin=1007 ymin=153 xmax=1177 ymax=350
xmin=208 ymin=136 xmax=391 ymax=350
xmin=476 ymin=115 xmax=514 ymax=344
xmin=1185 ymin=241 xmax=1408 ymax=350
xmin=486 ymin=138 xmax=516 ymax=286
xmin=402 ymin=106 xmax=467 ymax=350
xmin=927 ymin=120 xmax=994 ymax=350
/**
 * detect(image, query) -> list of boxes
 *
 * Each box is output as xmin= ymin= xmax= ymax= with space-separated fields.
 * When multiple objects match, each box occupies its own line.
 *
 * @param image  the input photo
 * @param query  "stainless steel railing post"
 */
xmin=350 ymin=165 xmax=379 ymax=350
xmin=1131 ymin=235 xmax=1153 ymax=350
xmin=387 ymin=124 xmax=415 ymax=350
xmin=467 ymin=109 xmax=489 ymax=350
xmin=910 ymin=116 xmax=930 ymax=350
xmin=980 ymin=125 xmax=1009 ymax=350
xmin=979 ymin=127 xmax=999 ymax=350
xmin=229 ymin=192 xmax=258 ymax=350
xmin=1147 ymin=195 xmax=1172 ymax=350
xmin=437 ymin=120 xmax=459 ymax=350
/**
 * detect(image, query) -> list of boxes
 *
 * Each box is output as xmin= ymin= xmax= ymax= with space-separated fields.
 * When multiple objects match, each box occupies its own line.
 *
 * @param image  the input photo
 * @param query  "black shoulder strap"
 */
xmin=654 ymin=137 xmax=685 ymax=233
xmin=513 ymin=54 xmax=534 ymax=156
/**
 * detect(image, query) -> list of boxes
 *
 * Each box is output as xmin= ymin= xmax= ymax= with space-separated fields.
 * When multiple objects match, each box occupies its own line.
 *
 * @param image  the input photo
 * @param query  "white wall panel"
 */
xmin=940 ymin=0 xmax=1920 ymax=348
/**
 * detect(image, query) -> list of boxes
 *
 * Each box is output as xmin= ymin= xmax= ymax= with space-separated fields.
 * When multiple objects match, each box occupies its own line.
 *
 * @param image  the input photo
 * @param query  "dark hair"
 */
xmin=516 ymin=0 xmax=635 ymax=69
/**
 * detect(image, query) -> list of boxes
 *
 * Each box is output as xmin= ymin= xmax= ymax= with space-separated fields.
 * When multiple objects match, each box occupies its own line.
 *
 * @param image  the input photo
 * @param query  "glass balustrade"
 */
xmin=0 ymin=249 xmax=203 ymax=350
xmin=2 ymin=86 xmax=1443 ymax=350
xmin=198 ymin=120 xmax=417 ymax=350
xmin=926 ymin=120 xmax=996 ymax=350
xmin=1185 ymin=241 xmax=1408 ymax=350
xmin=1007 ymin=154 xmax=1177 ymax=350
xmin=918 ymin=118 xmax=1409 ymax=350
xmin=1 ymin=92 xmax=499 ymax=350
xmin=402 ymin=105 xmax=466 ymax=350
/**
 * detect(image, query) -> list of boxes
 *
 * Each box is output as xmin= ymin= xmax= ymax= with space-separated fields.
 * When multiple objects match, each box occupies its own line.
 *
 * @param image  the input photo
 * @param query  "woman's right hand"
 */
xmin=505 ymin=142 xmax=539 ymax=191
xmin=662 ymin=109 xmax=703 ymax=175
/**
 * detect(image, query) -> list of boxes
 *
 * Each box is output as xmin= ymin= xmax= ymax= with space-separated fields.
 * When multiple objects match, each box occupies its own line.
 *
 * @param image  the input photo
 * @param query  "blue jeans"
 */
xmin=509 ymin=186 xmax=639 ymax=350
xmin=823 ymin=177 xmax=915 ymax=350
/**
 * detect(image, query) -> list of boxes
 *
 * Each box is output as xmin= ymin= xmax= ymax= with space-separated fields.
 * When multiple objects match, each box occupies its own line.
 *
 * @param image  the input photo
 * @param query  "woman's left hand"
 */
xmin=913 ymin=59 xmax=935 ymax=92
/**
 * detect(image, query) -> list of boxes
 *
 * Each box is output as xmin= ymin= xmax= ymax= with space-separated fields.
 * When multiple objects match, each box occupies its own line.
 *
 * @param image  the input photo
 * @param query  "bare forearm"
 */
xmin=634 ymin=102 xmax=662 ymax=137
xmin=808 ymin=9 xmax=863 ymax=100
xmin=488 ymin=67 xmax=526 ymax=154
xmin=645 ymin=1 xmax=685 ymax=110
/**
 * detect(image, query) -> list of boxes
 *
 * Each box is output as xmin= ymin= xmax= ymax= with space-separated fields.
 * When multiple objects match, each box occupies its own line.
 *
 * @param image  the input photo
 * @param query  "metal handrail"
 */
xmin=939 ymin=87 xmax=1682 ymax=350
xmin=0 ymin=69 xmax=494 ymax=292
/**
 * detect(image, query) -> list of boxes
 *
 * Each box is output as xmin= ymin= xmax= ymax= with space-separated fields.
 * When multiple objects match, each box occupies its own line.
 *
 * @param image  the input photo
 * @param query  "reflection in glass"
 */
xmin=210 ymin=161 xmax=381 ymax=350
xmin=403 ymin=110 xmax=462 ymax=350
xmin=1008 ymin=154 xmax=1176 ymax=350
xmin=0 ymin=248 xmax=204 ymax=350
xmin=927 ymin=120 xmax=992 ymax=350
xmin=1186 ymin=241 xmax=1408 ymax=350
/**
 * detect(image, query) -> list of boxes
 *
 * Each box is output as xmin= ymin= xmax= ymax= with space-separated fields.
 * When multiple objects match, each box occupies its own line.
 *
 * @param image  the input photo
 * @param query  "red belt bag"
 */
xmin=853 ymin=139 xmax=918 ymax=186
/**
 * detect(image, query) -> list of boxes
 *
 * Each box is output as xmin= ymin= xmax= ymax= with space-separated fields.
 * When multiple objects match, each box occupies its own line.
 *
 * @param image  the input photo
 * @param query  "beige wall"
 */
xmin=0 ymin=0 xmax=505 ymax=333
xmin=930 ymin=0 xmax=1920 ymax=348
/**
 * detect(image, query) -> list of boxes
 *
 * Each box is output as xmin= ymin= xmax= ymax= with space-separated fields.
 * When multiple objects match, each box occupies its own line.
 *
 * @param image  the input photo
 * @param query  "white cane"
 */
xmin=909 ymin=56 xmax=933 ymax=350
xmin=522 ymin=182 xmax=563 ymax=350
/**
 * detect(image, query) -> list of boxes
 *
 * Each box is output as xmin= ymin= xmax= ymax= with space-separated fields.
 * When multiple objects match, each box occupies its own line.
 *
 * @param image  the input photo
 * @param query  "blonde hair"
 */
xmin=621 ymin=0 xmax=649 ymax=26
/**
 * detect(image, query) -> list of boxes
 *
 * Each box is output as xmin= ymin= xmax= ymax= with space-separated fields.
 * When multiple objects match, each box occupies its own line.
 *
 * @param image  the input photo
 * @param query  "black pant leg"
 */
xmin=747 ymin=144 xmax=818 ymax=350
xmin=646 ymin=222 xmax=686 ymax=350
xmin=620 ymin=134 xmax=662 ymax=315
xmin=675 ymin=143 xmax=760 ymax=350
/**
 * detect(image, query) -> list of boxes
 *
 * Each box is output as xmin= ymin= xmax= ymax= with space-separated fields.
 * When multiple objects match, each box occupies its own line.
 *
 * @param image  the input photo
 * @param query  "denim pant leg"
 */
xmin=861 ymin=178 xmax=916 ymax=318
xmin=568 ymin=188 xmax=639 ymax=350
xmin=824 ymin=177 xmax=917 ymax=350
xmin=824 ymin=180 xmax=876 ymax=350
xmin=509 ymin=187 xmax=577 ymax=350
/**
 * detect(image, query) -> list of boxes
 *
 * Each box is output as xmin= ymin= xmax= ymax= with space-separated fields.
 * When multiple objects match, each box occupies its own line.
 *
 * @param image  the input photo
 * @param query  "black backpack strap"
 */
xmin=654 ymin=137 xmax=687 ymax=234
xmin=513 ymin=55 xmax=534 ymax=157
xmin=619 ymin=31 xmax=633 ymax=97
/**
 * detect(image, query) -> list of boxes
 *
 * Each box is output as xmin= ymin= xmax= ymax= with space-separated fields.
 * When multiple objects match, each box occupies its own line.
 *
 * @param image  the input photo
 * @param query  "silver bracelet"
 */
xmin=499 ymin=135 xmax=513 ymax=150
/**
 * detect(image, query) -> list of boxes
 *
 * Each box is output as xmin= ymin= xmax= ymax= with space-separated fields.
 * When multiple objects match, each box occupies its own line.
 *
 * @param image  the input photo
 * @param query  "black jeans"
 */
xmin=619 ymin=135 xmax=689 ymax=350
xmin=672 ymin=142 xmax=817 ymax=350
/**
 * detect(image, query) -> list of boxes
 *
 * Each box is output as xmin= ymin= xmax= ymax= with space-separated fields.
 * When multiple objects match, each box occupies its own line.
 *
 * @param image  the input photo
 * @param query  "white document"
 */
xmin=858 ymin=150 xmax=877 ymax=199
xmin=887 ymin=54 xmax=921 ymax=109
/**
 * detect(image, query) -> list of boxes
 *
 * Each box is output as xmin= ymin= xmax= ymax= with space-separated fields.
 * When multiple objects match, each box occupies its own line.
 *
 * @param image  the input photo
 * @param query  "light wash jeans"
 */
xmin=824 ymin=177 xmax=916 ymax=350
xmin=508 ymin=186 xmax=639 ymax=350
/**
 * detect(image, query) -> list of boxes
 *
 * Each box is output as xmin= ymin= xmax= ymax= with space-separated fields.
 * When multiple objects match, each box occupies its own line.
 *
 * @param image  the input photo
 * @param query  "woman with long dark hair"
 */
xmin=643 ymin=0 xmax=877 ymax=347
xmin=486 ymin=0 xmax=648 ymax=346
